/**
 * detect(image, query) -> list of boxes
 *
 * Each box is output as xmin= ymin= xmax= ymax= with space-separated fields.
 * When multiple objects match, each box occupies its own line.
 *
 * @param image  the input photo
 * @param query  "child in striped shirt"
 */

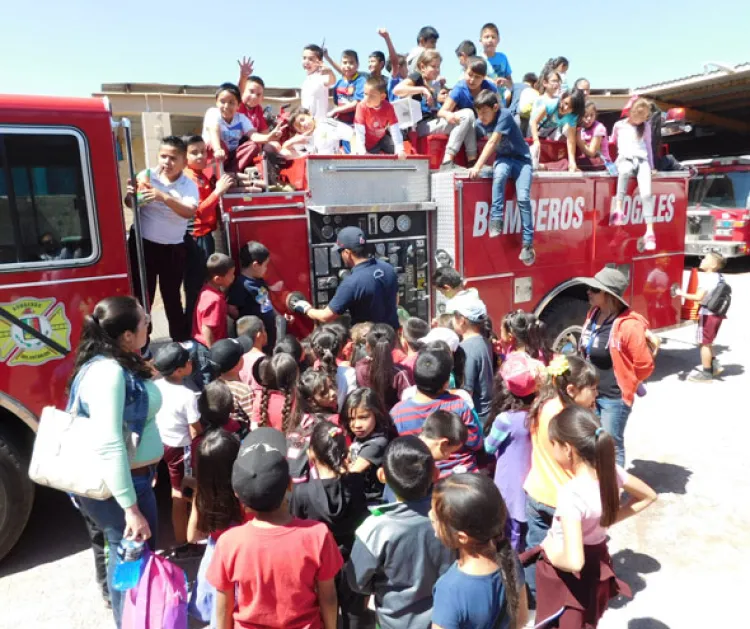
xmin=390 ymin=346 xmax=482 ymax=476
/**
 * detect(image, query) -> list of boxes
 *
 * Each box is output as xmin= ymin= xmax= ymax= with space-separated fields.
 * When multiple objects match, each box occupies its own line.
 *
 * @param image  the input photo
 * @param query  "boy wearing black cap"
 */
xmin=154 ymin=342 xmax=202 ymax=546
xmin=346 ymin=436 xmax=452 ymax=629
xmin=210 ymin=338 xmax=255 ymax=436
xmin=207 ymin=428 xmax=342 ymax=629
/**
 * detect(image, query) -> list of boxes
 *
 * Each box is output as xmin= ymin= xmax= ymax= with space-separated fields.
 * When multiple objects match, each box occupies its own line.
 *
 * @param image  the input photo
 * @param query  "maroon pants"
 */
xmin=128 ymin=229 xmax=187 ymax=341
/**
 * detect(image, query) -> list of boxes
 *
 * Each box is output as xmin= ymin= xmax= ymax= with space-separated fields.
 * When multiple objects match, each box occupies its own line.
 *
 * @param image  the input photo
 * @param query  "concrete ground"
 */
xmin=1 ymin=263 xmax=747 ymax=629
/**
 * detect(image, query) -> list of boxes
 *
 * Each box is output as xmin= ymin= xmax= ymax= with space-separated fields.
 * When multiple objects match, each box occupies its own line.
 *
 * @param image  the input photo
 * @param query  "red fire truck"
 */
xmin=682 ymin=156 xmax=750 ymax=258
xmin=0 ymin=95 xmax=689 ymax=561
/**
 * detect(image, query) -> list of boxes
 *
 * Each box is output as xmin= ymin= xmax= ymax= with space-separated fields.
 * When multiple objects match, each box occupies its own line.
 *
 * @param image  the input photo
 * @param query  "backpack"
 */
xmin=702 ymin=274 xmax=732 ymax=317
xmin=122 ymin=549 xmax=188 ymax=629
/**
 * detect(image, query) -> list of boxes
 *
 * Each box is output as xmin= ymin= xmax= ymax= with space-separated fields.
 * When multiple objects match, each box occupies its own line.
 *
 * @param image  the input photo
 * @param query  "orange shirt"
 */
xmin=184 ymin=167 xmax=219 ymax=237
xmin=523 ymin=397 xmax=574 ymax=508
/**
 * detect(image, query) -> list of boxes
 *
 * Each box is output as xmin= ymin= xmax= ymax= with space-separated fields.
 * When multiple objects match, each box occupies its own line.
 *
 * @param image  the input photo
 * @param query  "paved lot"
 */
xmin=1 ymin=263 xmax=747 ymax=629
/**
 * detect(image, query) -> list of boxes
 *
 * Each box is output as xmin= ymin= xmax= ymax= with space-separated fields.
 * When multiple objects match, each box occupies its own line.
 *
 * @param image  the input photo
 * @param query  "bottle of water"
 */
xmin=112 ymin=539 xmax=145 ymax=591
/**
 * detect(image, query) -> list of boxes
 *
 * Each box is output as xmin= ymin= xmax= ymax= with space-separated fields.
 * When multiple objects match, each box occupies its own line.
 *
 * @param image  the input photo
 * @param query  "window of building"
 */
xmin=0 ymin=129 xmax=98 ymax=268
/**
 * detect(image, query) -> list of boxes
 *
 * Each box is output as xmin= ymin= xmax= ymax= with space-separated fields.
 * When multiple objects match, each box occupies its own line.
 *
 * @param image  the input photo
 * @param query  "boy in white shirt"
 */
xmin=125 ymin=136 xmax=198 ymax=342
xmin=301 ymin=44 xmax=336 ymax=121
xmin=202 ymin=82 xmax=261 ymax=173
xmin=283 ymin=108 xmax=354 ymax=156
xmin=154 ymin=342 xmax=202 ymax=547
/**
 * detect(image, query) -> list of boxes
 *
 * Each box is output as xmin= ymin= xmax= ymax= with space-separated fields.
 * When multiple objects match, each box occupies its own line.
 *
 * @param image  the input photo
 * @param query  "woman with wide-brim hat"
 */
xmin=576 ymin=267 xmax=655 ymax=467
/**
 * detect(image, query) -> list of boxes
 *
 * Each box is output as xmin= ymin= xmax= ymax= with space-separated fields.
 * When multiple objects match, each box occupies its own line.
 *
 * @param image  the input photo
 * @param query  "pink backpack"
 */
xmin=121 ymin=549 xmax=188 ymax=629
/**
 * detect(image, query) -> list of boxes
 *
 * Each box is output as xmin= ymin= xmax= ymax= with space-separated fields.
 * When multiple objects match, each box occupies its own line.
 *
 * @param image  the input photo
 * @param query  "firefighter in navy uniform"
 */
xmin=295 ymin=226 xmax=399 ymax=328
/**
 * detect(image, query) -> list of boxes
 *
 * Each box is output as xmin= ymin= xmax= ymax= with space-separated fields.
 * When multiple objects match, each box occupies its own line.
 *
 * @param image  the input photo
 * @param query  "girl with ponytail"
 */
xmin=430 ymin=473 xmax=528 ymax=629
xmin=523 ymin=354 xmax=599 ymax=607
xmin=530 ymin=406 xmax=656 ymax=628
xmin=310 ymin=324 xmax=356 ymax=410
xmin=290 ymin=420 xmax=370 ymax=629
xmin=250 ymin=353 xmax=301 ymax=433
xmin=501 ymin=310 xmax=553 ymax=366
xmin=68 ymin=296 xmax=163 ymax=625
xmin=354 ymin=323 xmax=413 ymax=410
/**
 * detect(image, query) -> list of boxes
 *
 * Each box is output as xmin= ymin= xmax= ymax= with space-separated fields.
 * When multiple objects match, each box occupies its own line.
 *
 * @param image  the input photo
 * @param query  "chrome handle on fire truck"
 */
xmin=320 ymin=165 xmax=418 ymax=173
xmin=113 ymin=117 xmax=151 ymax=313
xmin=230 ymin=203 xmax=305 ymax=212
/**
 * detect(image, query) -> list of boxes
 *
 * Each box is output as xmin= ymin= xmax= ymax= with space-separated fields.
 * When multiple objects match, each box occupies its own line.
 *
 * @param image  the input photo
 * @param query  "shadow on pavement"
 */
xmin=627 ymin=459 xmax=692 ymax=495
xmin=610 ymin=549 xmax=661 ymax=610
xmin=0 ymin=486 xmax=89 ymax=578
xmin=628 ymin=619 xmax=671 ymax=629
xmin=647 ymin=343 xmax=741 ymax=383
xmin=0 ymin=463 xmax=181 ymax=580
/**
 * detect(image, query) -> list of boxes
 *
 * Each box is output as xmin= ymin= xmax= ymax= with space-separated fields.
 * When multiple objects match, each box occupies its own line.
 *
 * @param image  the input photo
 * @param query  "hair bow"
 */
xmin=328 ymin=426 xmax=342 ymax=438
xmin=545 ymin=354 xmax=570 ymax=378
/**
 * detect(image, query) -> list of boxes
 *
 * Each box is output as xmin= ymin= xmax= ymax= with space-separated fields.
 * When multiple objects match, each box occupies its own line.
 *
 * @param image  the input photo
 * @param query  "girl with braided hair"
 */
xmin=310 ymin=324 xmax=356 ymax=411
xmin=290 ymin=421 xmax=371 ymax=629
xmin=250 ymin=353 xmax=300 ymax=433
xmin=430 ymin=473 xmax=529 ymax=629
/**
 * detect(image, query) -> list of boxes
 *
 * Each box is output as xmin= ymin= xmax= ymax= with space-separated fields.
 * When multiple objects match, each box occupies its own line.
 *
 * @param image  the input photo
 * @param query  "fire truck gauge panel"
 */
xmin=396 ymin=215 xmax=412 ymax=232
xmin=379 ymin=216 xmax=395 ymax=234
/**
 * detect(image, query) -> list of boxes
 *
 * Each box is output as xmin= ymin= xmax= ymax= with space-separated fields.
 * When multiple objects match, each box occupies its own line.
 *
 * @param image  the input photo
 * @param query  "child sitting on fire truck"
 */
xmin=469 ymin=90 xmax=536 ymax=266
xmin=353 ymin=76 xmax=405 ymax=157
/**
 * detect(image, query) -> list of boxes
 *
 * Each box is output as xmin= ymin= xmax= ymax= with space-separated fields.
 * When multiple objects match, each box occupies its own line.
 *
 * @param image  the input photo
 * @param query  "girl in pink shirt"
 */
xmin=528 ymin=406 xmax=656 ymax=628
xmin=576 ymin=101 xmax=611 ymax=169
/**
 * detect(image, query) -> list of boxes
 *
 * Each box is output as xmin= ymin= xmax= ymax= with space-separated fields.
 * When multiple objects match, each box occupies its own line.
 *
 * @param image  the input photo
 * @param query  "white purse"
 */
xmin=28 ymin=404 xmax=113 ymax=500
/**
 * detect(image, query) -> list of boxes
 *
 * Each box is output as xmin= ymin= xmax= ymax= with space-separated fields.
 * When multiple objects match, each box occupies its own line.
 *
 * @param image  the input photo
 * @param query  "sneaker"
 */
xmin=712 ymin=359 xmax=724 ymax=377
xmin=439 ymin=161 xmax=469 ymax=174
xmin=643 ymin=233 xmax=656 ymax=251
xmin=688 ymin=369 xmax=713 ymax=383
xmin=489 ymin=219 xmax=502 ymax=238
xmin=610 ymin=209 xmax=625 ymax=226
xmin=519 ymin=245 xmax=536 ymax=266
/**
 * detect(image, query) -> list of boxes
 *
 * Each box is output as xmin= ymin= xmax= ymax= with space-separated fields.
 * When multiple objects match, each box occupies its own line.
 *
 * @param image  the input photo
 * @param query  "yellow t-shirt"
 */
xmin=523 ymin=397 xmax=574 ymax=508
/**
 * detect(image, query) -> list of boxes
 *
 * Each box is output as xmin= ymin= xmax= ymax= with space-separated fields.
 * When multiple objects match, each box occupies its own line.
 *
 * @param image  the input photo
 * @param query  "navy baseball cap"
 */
xmin=232 ymin=427 xmax=290 ymax=511
xmin=336 ymin=226 xmax=367 ymax=252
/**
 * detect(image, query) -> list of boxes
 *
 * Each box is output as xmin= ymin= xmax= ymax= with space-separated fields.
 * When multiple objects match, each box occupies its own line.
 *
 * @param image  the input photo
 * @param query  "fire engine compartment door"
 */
xmin=308 ymin=208 xmax=432 ymax=321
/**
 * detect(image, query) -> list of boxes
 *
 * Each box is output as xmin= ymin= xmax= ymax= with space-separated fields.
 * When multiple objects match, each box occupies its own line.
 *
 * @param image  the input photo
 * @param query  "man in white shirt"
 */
xmin=125 ymin=136 xmax=199 ymax=341
xmin=300 ymin=44 xmax=335 ymax=121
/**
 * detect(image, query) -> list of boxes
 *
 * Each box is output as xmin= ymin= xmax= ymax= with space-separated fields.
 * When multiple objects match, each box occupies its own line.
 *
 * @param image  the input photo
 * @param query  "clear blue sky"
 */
xmin=2 ymin=0 xmax=747 ymax=96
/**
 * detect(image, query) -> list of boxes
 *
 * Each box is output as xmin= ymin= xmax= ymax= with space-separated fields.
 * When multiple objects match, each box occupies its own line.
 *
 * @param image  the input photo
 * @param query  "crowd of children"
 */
xmin=120 ymin=225 xmax=663 ymax=629
xmin=126 ymin=23 xmax=673 ymax=343
xmin=106 ymin=20 xmax=691 ymax=629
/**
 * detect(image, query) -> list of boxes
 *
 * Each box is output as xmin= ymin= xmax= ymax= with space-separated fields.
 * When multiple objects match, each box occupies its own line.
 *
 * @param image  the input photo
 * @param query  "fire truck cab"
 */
xmin=0 ymin=95 xmax=690 ymax=562
xmin=683 ymin=156 xmax=750 ymax=258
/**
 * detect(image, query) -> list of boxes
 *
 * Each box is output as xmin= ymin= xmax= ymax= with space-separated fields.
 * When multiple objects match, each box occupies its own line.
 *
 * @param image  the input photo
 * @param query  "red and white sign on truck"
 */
xmin=0 ymin=95 xmax=689 ymax=560
xmin=683 ymin=156 xmax=750 ymax=257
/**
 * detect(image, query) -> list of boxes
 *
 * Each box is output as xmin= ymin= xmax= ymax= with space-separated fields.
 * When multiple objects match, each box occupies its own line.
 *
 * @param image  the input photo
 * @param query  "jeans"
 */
xmin=491 ymin=157 xmax=534 ymax=245
xmin=184 ymin=232 xmax=216 ymax=332
xmin=616 ymin=156 xmax=654 ymax=223
xmin=77 ymin=467 xmax=159 ymax=628
xmin=524 ymin=495 xmax=555 ymax=609
xmin=596 ymin=396 xmax=632 ymax=468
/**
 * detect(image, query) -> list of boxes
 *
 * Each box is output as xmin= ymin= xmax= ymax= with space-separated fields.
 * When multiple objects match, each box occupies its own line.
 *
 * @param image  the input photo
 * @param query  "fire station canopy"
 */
xmin=636 ymin=63 xmax=750 ymax=157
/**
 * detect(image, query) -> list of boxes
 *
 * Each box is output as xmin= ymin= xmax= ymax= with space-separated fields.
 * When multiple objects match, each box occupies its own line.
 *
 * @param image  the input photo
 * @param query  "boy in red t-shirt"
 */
xmin=236 ymin=57 xmax=286 ymax=162
xmin=184 ymin=136 xmax=234 ymax=326
xmin=192 ymin=253 xmax=235 ymax=348
xmin=354 ymin=76 xmax=406 ymax=157
xmin=207 ymin=427 xmax=342 ymax=629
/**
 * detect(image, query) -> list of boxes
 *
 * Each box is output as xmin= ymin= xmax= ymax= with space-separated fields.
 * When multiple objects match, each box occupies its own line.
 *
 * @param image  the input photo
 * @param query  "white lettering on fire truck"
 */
xmin=472 ymin=197 xmax=585 ymax=237
xmin=608 ymin=193 xmax=675 ymax=225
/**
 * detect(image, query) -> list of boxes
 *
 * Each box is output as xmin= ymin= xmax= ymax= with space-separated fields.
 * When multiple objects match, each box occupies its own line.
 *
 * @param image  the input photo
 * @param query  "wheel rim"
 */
xmin=553 ymin=324 xmax=582 ymax=355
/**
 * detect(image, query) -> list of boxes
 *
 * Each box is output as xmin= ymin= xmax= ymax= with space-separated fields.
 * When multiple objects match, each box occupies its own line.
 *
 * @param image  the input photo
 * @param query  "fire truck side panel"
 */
xmin=223 ymin=192 xmax=315 ymax=339
xmin=0 ymin=97 xmax=131 ymax=423
xmin=432 ymin=171 xmax=688 ymax=335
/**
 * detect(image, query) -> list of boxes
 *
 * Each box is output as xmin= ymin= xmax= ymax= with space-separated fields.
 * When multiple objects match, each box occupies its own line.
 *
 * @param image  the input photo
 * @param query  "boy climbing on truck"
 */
xmin=469 ymin=89 xmax=535 ymax=266
xmin=676 ymin=252 xmax=731 ymax=382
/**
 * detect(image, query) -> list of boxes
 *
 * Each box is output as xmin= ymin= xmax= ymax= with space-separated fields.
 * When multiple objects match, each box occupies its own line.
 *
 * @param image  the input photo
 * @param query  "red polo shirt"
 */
xmin=184 ymin=167 xmax=219 ymax=237
xmin=192 ymin=284 xmax=227 ymax=346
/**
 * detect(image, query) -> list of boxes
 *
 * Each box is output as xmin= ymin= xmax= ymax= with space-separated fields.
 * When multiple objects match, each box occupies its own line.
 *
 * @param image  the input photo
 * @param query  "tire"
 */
xmin=540 ymin=296 xmax=590 ymax=354
xmin=0 ymin=434 xmax=34 ymax=562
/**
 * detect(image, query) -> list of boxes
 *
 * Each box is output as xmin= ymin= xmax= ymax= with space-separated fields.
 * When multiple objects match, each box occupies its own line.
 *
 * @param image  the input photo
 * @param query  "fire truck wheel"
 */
xmin=540 ymin=296 xmax=590 ymax=355
xmin=0 ymin=434 xmax=34 ymax=562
